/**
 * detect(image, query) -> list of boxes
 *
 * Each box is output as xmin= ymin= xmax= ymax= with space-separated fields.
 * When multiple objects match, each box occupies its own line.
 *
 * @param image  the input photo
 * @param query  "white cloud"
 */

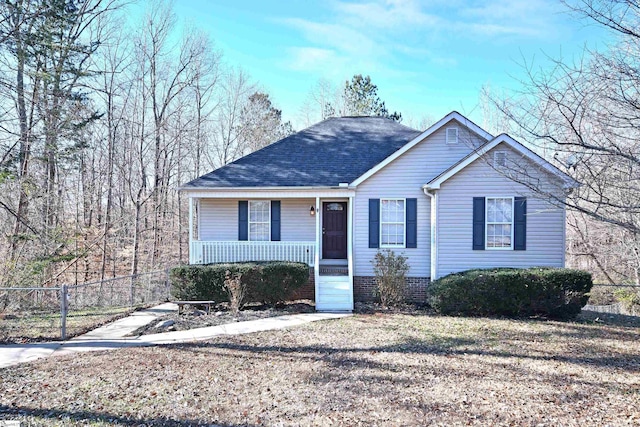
xmin=279 ymin=0 xmax=562 ymax=75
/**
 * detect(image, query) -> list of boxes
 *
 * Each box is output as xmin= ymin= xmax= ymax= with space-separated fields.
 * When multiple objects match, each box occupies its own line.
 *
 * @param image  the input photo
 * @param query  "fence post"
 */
xmin=130 ymin=275 xmax=135 ymax=307
xmin=165 ymin=268 xmax=171 ymax=300
xmin=60 ymin=284 xmax=68 ymax=340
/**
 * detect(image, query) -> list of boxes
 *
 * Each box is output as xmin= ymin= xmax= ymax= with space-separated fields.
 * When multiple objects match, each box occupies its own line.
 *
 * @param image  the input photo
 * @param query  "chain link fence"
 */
xmin=0 ymin=270 xmax=172 ymax=342
xmin=584 ymin=284 xmax=640 ymax=316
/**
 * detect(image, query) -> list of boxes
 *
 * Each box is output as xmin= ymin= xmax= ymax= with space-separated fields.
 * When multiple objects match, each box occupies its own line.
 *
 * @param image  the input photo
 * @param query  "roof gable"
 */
xmin=423 ymin=134 xmax=580 ymax=190
xmin=349 ymin=111 xmax=494 ymax=187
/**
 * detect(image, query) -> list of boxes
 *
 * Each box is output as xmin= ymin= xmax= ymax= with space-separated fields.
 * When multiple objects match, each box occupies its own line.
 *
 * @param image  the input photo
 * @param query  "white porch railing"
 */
xmin=189 ymin=241 xmax=316 ymax=266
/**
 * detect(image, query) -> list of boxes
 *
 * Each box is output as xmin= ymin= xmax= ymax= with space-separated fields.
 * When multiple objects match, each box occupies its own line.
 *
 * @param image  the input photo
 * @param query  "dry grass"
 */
xmin=0 ymin=306 xmax=136 ymax=343
xmin=1 ymin=312 xmax=639 ymax=426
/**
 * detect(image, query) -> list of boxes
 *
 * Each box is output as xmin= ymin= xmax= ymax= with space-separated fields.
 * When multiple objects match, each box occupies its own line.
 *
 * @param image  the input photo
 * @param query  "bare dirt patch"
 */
xmin=131 ymin=300 xmax=315 ymax=336
xmin=1 ymin=312 xmax=639 ymax=426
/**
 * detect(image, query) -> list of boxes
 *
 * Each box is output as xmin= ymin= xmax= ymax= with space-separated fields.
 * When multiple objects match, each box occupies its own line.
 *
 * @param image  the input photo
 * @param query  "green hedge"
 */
xmin=428 ymin=267 xmax=593 ymax=318
xmin=169 ymin=262 xmax=310 ymax=305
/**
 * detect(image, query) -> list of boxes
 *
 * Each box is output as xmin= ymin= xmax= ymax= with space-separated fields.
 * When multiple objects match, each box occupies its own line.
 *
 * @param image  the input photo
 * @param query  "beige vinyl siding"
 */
xmin=199 ymin=198 xmax=315 ymax=241
xmin=436 ymin=145 xmax=565 ymax=277
xmin=353 ymin=120 xmax=488 ymax=277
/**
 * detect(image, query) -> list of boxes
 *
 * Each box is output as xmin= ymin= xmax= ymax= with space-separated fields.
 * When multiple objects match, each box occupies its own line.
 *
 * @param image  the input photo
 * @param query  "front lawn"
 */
xmin=1 ymin=312 xmax=639 ymax=426
xmin=0 ymin=306 xmax=137 ymax=343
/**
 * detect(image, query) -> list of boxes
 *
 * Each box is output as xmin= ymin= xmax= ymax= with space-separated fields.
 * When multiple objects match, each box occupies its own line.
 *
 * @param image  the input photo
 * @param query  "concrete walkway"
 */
xmin=0 ymin=303 xmax=351 ymax=368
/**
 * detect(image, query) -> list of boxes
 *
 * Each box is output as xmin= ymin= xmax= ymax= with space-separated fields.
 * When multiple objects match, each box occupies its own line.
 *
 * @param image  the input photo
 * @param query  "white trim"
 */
xmin=196 ymin=198 xmax=201 ymax=241
xmin=423 ymin=134 xmax=580 ymax=190
xmin=485 ymin=197 xmax=514 ymax=251
xmin=320 ymin=200 xmax=349 ymax=259
xmin=179 ymin=186 xmax=348 ymax=192
xmin=562 ymin=203 xmax=566 ymax=267
xmin=446 ymin=127 xmax=459 ymax=144
xmin=350 ymin=111 xmax=494 ymax=187
xmin=182 ymin=189 xmax=355 ymax=199
xmin=379 ymin=198 xmax=406 ymax=249
xmin=248 ymin=200 xmax=271 ymax=242
xmin=188 ymin=197 xmax=193 ymax=243
xmin=347 ymin=196 xmax=355 ymax=311
xmin=314 ymin=196 xmax=321 ymax=303
xmin=424 ymin=189 xmax=438 ymax=280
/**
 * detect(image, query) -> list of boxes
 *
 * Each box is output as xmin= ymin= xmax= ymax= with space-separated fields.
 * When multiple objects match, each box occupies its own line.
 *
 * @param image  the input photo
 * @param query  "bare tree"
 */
xmin=485 ymin=0 xmax=640 ymax=282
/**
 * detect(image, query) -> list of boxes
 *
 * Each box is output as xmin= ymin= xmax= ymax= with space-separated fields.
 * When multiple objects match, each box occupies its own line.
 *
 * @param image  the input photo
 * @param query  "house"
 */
xmin=179 ymin=111 xmax=577 ymax=311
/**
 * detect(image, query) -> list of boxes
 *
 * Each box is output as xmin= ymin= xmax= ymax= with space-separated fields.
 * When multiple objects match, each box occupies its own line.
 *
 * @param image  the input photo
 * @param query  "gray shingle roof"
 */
xmin=182 ymin=117 xmax=422 ymax=188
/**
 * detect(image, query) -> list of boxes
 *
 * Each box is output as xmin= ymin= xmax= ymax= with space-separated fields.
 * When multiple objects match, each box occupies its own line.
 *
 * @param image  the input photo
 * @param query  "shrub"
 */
xmin=614 ymin=288 xmax=640 ymax=311
xmin=224 ymin=270 xmax=246 ymax=314
xmin=247 ymin=262 xmax=310 ymax=305
xmin=428 ymin=267 xmax=593 ymax=319
xmin=372 ymin=250 xmax=410 ymax=307
xmin=170 ymin=262 xmax=309 ymax=305
xmin=170 ymin=263 xmax=256 ymax=302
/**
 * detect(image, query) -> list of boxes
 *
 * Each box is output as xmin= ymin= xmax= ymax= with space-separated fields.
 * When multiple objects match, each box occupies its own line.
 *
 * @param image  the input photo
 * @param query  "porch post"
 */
xmin=314 ymin=196 xmax=320 ymax=303
xmin=347 ymin=195 xmax=354 ymax=310
xmin=188 ymin=197 xmax=194 ymax=264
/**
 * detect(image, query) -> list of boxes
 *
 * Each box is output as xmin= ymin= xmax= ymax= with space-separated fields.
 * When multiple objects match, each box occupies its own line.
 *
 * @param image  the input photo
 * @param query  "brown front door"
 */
xmin=322 ymin=202 xmax=347 ymax=259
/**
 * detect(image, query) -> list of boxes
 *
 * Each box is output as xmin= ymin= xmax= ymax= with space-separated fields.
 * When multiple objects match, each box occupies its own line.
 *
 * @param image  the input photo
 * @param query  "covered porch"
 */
xmin=186 ymin=190 xmax=355 ymax=311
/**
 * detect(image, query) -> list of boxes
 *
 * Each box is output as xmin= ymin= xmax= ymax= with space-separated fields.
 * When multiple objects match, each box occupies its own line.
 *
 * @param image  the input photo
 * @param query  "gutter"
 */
xmin=423 ymin=187 xmax=438 ymax=281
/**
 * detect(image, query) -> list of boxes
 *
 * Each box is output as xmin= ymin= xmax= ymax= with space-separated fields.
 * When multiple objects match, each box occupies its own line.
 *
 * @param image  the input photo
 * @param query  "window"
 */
xmin=486 ymin=197 xmax=513 ymax=249
xmin=494 ymin=151 xmax=507 ymax=169
xmin=249 ymin=200 xmax=270 ymax=241
xmin=380 ymin=199 xmax=405 ymax=247
xmin=446 ymin=127 xmax=458 ymax=144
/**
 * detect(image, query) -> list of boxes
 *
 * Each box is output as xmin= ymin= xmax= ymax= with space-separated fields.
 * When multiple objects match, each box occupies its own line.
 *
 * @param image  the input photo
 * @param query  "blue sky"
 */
xmin=165 ymin=0 xmax=606 ymax=130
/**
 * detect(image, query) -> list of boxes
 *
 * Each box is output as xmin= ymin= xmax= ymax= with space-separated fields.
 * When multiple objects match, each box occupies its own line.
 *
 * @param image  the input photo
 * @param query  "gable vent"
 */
xmin=494 ymin=151 xmax=507 ymax=169
xmin=446 ymin=127 xmax=458 ymax=144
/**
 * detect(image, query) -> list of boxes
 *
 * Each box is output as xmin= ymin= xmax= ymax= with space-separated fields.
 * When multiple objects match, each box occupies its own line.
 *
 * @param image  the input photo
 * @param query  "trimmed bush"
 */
xmin=170 ymin=262 xmax=309 ymax=305
xmin=428 ymin=267 xmax=593 ymax=318
xmin=247 ymin=262 xmax=310 ymax=305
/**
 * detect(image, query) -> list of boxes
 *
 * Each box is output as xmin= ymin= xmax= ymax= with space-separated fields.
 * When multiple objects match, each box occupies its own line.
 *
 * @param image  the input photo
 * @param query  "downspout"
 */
xmin=423 ymin=187 xmax=437 ymax=281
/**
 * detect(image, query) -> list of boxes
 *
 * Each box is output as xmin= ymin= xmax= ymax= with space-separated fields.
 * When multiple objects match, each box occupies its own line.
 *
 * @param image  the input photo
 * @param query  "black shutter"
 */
xmin=271 ymin=201 xmax=281 ymax=241
xmin=238 ymin=201 xmax=248 ymax=241
xmin=514 ymin=197 xmax=526 ymax=250
xmin=406 ymin=198 xmax=417 ymax=248
xmin=472 ymin=197 xmax=485 ymax=250
xmin=369 ymin=199 xmax=380 ymax=248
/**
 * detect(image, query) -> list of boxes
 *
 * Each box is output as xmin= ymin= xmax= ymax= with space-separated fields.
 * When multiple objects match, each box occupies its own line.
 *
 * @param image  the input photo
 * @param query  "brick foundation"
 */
xmin=288 ymin=271 xmax=430 ymax=303
xmin=287 ymin=267 xmax=315 ymax=301
xmin=353 ymin=276 xmax=430 ymax=303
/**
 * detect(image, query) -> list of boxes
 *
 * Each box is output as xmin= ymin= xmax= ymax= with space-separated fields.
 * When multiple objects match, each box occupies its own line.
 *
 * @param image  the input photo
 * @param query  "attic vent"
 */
xmin=494 ymin=151 xmax=507 ymax=169
xmin=446 ymin=127 xmax=458 ymax=144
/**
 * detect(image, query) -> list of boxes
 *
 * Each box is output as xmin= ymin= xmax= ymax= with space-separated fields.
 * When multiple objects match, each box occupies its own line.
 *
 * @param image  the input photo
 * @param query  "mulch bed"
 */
xmin=130 ymin=299 xmax=316 ymax=336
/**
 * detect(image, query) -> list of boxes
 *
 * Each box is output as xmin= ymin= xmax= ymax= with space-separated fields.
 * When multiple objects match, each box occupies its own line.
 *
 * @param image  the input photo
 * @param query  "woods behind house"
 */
xmin=0 ymin=0 xmax=638 ymax=288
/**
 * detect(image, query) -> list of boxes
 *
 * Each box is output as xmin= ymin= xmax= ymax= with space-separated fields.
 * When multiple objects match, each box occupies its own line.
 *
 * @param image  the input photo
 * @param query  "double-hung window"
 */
xmin=380 ymin=199 xmax=405 ymax=247
xmin=486 ymin=197 xmax=513 ymax=249
xmin=249 ymin=200 xmax=270 ymax=241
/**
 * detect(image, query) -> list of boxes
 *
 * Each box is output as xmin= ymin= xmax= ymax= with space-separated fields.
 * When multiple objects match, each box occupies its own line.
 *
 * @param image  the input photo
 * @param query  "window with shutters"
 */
xmin=446 ymin=127 xmax=458 ymax=144
xmin=249 ymin=200 xmax=270 ymax=241
xmin=380 ymin=199 xmax=405 ymax=248
xmin=486 ymin=197 xmax=513 ymax=249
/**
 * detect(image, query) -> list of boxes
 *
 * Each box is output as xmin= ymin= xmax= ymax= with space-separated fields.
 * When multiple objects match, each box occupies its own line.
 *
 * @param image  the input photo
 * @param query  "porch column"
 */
xmin=188 ymin=197 xmax=194 ymax=264
xmin=347 ymin=195 xmax=354 ymax=310
xmin=314 ymin=197 xmax=320 ymax=300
